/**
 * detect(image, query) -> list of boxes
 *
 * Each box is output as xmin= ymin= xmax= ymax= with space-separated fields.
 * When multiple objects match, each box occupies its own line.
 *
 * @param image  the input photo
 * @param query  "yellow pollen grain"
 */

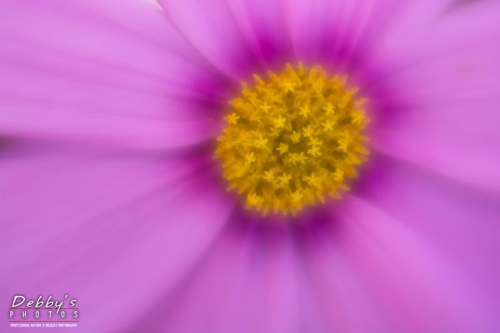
xmin=215 ymin=63 xmax=369 ymax=216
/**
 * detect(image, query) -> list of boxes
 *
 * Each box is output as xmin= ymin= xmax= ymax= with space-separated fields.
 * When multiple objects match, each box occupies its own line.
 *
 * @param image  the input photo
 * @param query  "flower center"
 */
xmin=215 ymin=63 xmax=369 ymax=216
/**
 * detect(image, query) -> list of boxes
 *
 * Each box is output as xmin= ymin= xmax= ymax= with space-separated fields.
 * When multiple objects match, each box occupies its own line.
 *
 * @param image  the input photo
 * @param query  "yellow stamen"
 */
xmin=215 ymin=63 xmax=369 ymax=216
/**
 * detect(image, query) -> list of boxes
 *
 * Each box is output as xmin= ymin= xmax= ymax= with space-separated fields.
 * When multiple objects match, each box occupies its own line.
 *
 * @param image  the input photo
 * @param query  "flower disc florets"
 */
xmin=216 ymin=63 xmax=369 ymax=216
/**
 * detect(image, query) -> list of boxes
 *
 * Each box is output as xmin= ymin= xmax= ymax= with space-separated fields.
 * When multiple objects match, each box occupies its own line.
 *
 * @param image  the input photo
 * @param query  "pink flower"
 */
xmin=1 ymin=0 xmax=500 ymax=332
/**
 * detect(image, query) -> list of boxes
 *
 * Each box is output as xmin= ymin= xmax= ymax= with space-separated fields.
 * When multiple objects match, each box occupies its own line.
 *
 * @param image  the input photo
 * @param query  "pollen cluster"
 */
xmin=215 ymin=63 xmax=369 ymax=215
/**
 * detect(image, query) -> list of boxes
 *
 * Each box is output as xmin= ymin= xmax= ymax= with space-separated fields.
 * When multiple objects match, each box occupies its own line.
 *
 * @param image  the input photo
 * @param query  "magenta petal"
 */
xmin=349 ymin=159 xmax=500 ymax=332
xmin=369 ymin=39 xmax=500 ymax=191
xmin=0 ymin=0 xmax=224 ymax=149
xmin=371 ymin=121 xmax=500 ymax=193
xmin=225 ymin=0 xmax=294 ymax=68
xmin=363 ymin=2 xmax=500 ymax=192
xmin=285 ymin=0 xmax=350 ymax=63
xmin=156 ymin=0 xmax=258 ymax=79
xmin=368 ymin=0 xmax=500 ymax=73
xmin=284 ymin=0 xmax=393 ymax=68
xmin=298 ymin=218 xmax=392 ymax=333
xmin=0 ymin=141 xmax=235 ymax=332
xmin=133 ymin=222 xmax=303 ymax=333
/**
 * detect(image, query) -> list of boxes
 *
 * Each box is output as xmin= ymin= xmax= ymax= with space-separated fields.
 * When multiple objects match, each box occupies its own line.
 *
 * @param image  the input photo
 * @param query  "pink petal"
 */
xmin=349 ymin=158 xmax=500 ymax=331
xmin=0 ymin=0 xmax=226 ymax=149
xmin=282 ymin=0 xmax=471 ymax=75
xmin=361 ymin=2 xmax=500 ymax=191
xmin=366 ymin=0 xmax=500 ymax=76
xmin=225 ymin=0 xmax=294 ymax=68
xmin=368 ymin=40 xmax=500 ymax=191
xmin=0 ymin=141 xmax=236 ymax=332
xmin=156 ymin=0 xmax=259 ymax=79
xmin=131 ymin=220 xmax=302 ymax=333
xmin=296 ymin=216 xmax=391 ymax=333
xmin=284 ymin=0 xmax=395 ymax=68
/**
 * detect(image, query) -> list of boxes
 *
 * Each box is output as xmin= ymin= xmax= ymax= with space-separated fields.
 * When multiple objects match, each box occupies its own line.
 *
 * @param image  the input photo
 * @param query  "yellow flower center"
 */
xmin=215 ymin=63 xmax=369 ymax=216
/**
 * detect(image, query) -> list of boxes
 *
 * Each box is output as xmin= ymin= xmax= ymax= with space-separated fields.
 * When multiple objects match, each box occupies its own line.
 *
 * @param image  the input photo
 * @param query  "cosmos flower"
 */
xmin=1 ymin=0 xmax=500 ymax=332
